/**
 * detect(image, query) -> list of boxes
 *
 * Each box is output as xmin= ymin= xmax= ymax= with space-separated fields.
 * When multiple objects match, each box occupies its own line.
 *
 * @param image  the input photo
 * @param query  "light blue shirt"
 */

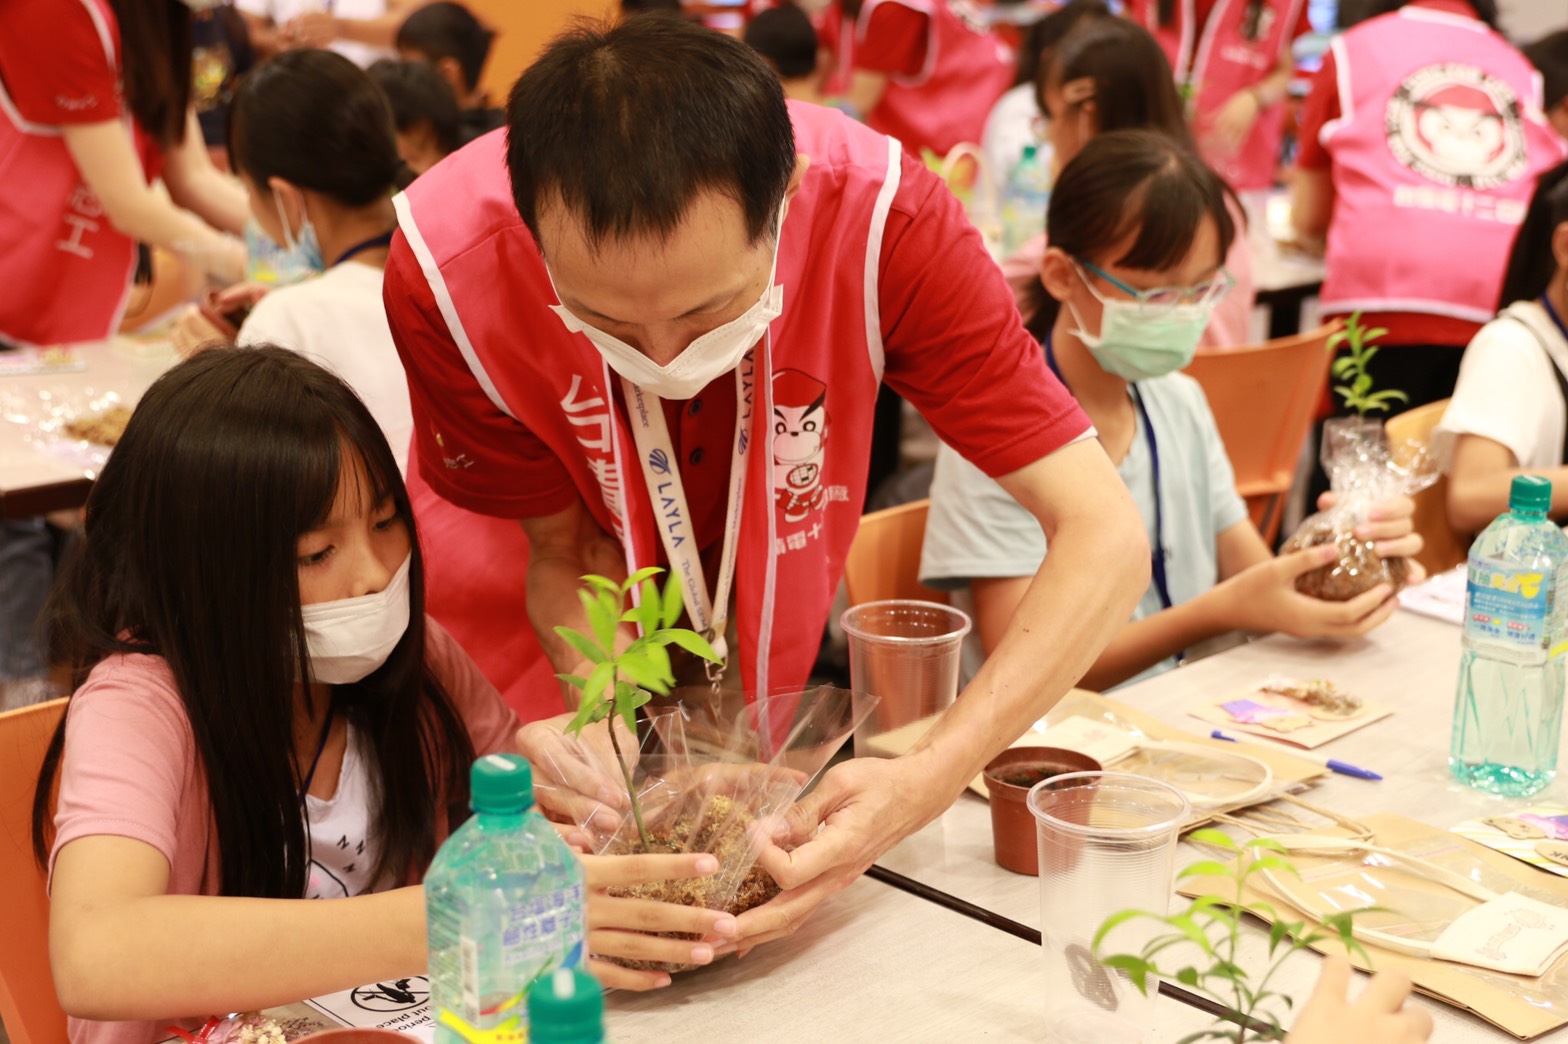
xmin=919 ymin=372 xmax=1249 ymax=688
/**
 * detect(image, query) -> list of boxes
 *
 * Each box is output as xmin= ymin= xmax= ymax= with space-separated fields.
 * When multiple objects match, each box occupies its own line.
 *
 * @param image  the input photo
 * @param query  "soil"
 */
xmin=1282 ymin=516 xmax=1410 ymax=602
xmin=991 ymin=765 xmax=1065 ymax=789
xmin=604 ymin=793 xmax=781 ymax=973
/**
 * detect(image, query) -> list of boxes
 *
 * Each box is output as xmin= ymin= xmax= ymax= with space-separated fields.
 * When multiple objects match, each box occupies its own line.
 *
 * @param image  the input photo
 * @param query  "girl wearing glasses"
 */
xmin=921 ymin=130 xmax=1421 ymax=690
xmin=1002 ymin=17 xmax=1256 ymax=348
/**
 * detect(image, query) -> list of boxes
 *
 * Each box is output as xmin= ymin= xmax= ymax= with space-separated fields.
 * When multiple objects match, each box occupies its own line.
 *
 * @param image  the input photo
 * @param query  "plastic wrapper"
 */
xmin=535 ymin=685 xmax=876 ymax=972
xmin=0 ymin=384 xmax=129 ymax=470
xmin=1282 ymin=417 xmax=1438 ymax=601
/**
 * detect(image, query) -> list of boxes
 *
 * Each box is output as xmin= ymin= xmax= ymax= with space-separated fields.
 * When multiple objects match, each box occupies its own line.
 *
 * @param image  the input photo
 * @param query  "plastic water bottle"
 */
xmin=426 ymin=754 xmax=587 ymax=1044
xmin=1000 ymin=143 xmax=1051 ymax=256
xmin=528 ymin=967 xmax=607 ymax=1044
xmin=1450 ymin=475 xmax=1568 ymax=796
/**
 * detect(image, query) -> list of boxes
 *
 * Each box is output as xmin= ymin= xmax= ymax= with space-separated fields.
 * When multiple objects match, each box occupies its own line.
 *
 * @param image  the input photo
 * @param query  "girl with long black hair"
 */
xmin=35 ymin=349 xmax=738 ymax=1044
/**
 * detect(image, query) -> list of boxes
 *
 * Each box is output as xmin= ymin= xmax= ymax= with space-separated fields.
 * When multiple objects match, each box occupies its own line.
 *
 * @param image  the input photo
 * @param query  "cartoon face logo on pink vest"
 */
xmin=1386 ymin=64 xmax=1528 ymax=190
xmin=772 ymin=368 xmax=829 ymax=524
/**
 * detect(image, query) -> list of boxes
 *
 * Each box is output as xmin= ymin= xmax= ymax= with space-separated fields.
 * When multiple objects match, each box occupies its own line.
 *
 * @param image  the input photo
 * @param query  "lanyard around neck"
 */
xmin=1045 ymin=332 xmax=1176 ymax=616
xmin=298 ymin=700 xmax=336 ymax=803
xmin=621 ymin=346 xmax=757 ymax=670
xmin=331 ymin=229 xmax=395 ymax=269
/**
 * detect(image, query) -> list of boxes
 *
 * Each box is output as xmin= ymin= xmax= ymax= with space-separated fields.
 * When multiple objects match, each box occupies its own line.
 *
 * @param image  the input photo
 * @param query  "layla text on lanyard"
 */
xmin=1045 ymin=333 xmax=1178 ymax=617
xmin=622 ymin=348 xmax=759 ymax=682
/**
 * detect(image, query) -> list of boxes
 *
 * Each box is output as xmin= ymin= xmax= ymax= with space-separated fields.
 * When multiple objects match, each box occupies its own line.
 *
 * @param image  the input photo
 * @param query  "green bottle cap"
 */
xmin=528 ymin=967 xmax=604 ymax=1044
xmin=1021 ymin=143 xmax=1038 ymax=162
xmin=1510 ymin=474 xmax=1552 ymax=515
xmin=470 ymin=754 xmax=533 ymax=814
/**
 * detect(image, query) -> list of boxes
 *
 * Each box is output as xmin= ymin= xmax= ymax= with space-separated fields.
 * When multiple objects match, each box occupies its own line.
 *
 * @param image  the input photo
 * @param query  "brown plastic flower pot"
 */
xmin=983 ymin=746 xmax=1102 ymax=875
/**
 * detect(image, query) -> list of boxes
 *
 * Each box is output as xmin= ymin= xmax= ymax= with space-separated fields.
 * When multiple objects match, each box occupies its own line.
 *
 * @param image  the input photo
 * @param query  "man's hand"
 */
xmin=735 ymin=755 xmax=948 ymax=953
xmin=517 ymin=714 xmax=633 ymax=833
xmin=1285 ymin=958 xmax=1433 ymax=1044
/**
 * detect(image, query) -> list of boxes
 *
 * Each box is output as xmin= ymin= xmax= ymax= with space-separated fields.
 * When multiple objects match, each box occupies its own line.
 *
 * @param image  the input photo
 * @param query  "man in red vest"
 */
xmin=385 ymin=16 xmax=1147 ymax=966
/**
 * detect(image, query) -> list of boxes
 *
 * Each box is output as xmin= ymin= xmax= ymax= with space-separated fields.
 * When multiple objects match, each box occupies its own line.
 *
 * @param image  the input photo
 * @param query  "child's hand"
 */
xmin=1286 ymin=958 xmax=1433 ymax=1044
xmin=1317 ymin=492 xmax=1425 ymax=565
xmin=517 ymin=714 xmax=633 ymax=833
xmin=1215 ymin=544 xmax=1398 ymax=639
xmin=580 ymin=851 xmax=737 ymax=991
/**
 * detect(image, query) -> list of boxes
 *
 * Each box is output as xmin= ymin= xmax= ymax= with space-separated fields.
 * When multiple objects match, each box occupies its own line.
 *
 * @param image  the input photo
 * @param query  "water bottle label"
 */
xmin=1466 ymin=560 xmax=1554 ymax=648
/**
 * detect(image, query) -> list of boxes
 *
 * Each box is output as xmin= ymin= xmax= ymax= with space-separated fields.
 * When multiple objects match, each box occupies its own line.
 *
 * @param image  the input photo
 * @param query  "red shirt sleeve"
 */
xmin=878 ymin=150 xmax=1090 ymax=478
xmin=0 ymin=0 xmax=122 ymax=126
xmin=384 ymin=236 xmax=581 ymax=521
xmin=853 ymin=1 xmax=930 ymax=79
xmin=1294 ymin=51 xmax=1340 ymax=171
xmin=1291 ymin=0 xmax=1313 ymax=40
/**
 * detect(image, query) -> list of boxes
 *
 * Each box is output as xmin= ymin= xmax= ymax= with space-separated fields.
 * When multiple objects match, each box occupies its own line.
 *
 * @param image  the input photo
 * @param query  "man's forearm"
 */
xmin=908 ymin=500 xmax=1149 ymax=804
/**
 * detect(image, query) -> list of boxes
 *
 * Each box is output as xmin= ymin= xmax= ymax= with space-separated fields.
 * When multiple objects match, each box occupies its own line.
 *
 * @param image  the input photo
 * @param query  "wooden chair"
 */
xmin=843 ymin=499 xmax=949 ymax=606
xmin=1386 ymin=398 xmax=1471 ymax=576
xmin=1185 ymin=322 xmax=1341 ymax=544
xmin=0 ymin=698 xmax=68 ymax=1044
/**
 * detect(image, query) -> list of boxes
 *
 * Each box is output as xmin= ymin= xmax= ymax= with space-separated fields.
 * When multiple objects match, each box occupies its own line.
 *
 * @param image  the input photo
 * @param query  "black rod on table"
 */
xmin=865 ymin=864 xmax=1278 ymax=1037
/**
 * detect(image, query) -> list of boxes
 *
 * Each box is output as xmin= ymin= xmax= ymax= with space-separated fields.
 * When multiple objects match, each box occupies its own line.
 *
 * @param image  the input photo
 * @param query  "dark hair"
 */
xmin=743 ymin=3 xmax=817 ymax=81
xmin=368 ymin=58 xmax=464 ymax=159
xmin=109 ymin=0 xmax=193 ymax=148
xmin=1154 ymin=0 xmax=1267 ymax=40
xmin=231 ymin=50 xmax=409 ymax=207
xmin=1024 ymin=129 xmax=1236 ymax=341
xmin=1352 ymin=0 xmax=1498 ymax=29
xmin=1040 ymin=18 xmax=1197 ymax=152
xmin=1526 ymin=29 xmax=1568 ymax=111
xmin=395 ymin=1 xmax=495 ymax=94
xmin=1497 ymin=160 xmax=1568 ymax=308
xmin=622 ymin=0 xmax=685 ymax=11
xmin=1013 ymin=0 xmax=1111 ymax=89
xmin=33 ymin=347 xmax=476 ymax=898
xmin=506 ymin=17 xmax=795 ymax=250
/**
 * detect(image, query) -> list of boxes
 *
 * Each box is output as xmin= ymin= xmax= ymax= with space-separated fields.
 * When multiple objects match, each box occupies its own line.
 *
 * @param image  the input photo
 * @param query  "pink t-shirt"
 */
xmin=48 ymin=617 xmax=519 ymax=1044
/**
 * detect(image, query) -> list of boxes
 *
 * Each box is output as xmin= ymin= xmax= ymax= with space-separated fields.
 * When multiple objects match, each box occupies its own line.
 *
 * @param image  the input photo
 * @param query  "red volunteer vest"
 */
xmin=0 ymin=0 xmax=139 ymax=346
xmin=835 ymin=0 xmax=1013 ymax=157
xmin=1129 ymin=0 xmax=1305 ymax=192
xmin=392 ymin=102 xmax=902 ymax=698
xmin=1319 ymin=7 xmax=1566 ymax=323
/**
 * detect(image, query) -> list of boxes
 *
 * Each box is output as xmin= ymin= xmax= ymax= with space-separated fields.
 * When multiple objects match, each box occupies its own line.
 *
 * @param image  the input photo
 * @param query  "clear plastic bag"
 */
xmin=1282 ymin=417 xmax=1438 ymax=601
xmin=534 ymin=685 xmax=876 ymax=972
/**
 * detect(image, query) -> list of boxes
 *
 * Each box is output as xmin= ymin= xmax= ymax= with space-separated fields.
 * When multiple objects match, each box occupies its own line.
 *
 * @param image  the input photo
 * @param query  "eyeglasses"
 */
xmin=1075 ymin=258 xmax=1235 ymax=313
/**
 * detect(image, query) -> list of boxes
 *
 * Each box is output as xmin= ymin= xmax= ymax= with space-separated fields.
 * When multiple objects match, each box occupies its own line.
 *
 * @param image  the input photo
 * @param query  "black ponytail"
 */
xmin=1498 ymin=160 xmax=1568 ymax=310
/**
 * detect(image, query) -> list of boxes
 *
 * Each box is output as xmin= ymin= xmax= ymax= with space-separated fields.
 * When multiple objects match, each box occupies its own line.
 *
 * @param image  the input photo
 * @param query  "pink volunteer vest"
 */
xmin=837 ymin=0 xmax=1013 ymax=157
xmin=392 ymin=102 xmax=902 ymax=699
xmin=0 ymin=0 xmax=138 ymax=346
xmin=1320 ymin=7 xmax=1566 ymax=322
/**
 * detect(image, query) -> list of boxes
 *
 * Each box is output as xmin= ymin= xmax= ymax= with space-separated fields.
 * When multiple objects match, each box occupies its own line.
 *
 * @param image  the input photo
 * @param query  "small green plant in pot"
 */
xmin=1092 ymin=830 xmax=1370 ymax=1043
xmin=553 ymin=566 xmax=721 ymax=852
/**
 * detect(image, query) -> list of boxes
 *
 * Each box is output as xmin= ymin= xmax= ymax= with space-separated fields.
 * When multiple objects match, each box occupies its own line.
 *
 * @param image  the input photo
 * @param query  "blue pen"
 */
xmin=1210 ymin=729 xmax=1383 ymax=781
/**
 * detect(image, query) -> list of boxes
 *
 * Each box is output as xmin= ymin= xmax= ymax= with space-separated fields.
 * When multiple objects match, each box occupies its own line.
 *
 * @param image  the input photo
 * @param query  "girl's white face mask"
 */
xmin=546 ymin=205 xmax=786 ymax=401
xmin=300 ymin=554 xmax=412 ymax=685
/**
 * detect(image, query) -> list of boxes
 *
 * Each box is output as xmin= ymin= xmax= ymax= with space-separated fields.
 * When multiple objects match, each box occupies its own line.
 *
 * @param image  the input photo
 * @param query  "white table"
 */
xmin=876 ymin=607 xmax=1568 ymax=1039
xmin=0 ymin=338 xmax=177 ymax=519
xmin=606 ymin=875 xmax=1217 ymax=1043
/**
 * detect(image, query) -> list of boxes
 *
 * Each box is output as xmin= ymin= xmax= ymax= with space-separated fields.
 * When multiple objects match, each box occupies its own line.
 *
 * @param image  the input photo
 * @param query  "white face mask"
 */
xmin=546 ymin=206 xmax=787 ymax=401
xmin=300 ymin=554 xmax=412 ymax=685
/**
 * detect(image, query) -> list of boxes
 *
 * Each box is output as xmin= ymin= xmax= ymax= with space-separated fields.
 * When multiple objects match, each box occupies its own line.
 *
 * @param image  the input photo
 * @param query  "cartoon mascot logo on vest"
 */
xmin=1385 ymin=63 xmax=1528 ymax=190
xmin=772 ymin=368 xmax=828 ymax=523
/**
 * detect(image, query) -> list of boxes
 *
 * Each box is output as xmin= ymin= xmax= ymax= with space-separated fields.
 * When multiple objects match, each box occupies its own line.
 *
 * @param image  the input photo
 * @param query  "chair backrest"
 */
xmin=0 ymin=698 xmax=68 ymax=1044
xmin=1185 ymin=322 xmax=1341 ymax=543
xmin=1385 ymin=398 xmax=1471 ymax=575
xmin=843 ymin=499 xmax=949 ymax=606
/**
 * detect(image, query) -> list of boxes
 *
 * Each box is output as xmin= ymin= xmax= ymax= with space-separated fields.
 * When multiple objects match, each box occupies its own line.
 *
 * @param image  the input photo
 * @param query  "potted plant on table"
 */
xmin=1091 ymin=831 xmax=1369 ymax=1042
xmin=550 ymin=568 xmax=872 ymax=971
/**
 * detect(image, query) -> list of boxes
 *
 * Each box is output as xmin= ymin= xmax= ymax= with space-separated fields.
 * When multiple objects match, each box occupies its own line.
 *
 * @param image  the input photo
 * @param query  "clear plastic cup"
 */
xmin=1028 ymin=772 xmax=1191 ymax=1043
xmin=841 ymin=599 xmax=970 ymax=759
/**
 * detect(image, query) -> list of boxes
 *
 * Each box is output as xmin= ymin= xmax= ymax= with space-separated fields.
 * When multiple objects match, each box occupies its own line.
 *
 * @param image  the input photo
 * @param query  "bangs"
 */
xmin=1108 ymin=170 xmax=1234 ymax=274
xmin=299 ymin=426 xmax=403 ymax=535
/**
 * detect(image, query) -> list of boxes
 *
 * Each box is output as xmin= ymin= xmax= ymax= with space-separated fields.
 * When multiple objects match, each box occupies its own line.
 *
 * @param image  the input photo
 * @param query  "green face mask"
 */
xmin=1067 ymin=263 xmax=1215 ymax=381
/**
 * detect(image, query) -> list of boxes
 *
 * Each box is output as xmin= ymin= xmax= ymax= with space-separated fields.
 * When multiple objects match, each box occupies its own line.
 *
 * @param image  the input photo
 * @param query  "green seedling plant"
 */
xmin=1092 ymin=830 xmax=1372 ymax=1043
xmin=554 ymin=567 xmax=721 ymax=852
xmin=1330 ymin=312 xmax=1408 ymax=416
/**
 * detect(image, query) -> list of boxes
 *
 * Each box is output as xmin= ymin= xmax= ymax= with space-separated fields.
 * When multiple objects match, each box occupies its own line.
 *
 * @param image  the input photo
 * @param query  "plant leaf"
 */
xmin=1268 ymin=918 xmax=1292 ymax=956
xmin=1177 ymin=860 xmax=1234 ymax=881
xmin=617 ymin=651 xmax=675 ymax=695
xmin=1188 ymin=828 xmax=1237 ymax=851
xmin=580 ymin=574 xmax=621 ymax=595
xmin=656 ymin=627 xmax=722 ymax=662
xmin=660 ymin=570 xmax=684 ymax=628
xmin=1099 ymin=954 xmax=1151 ymax=996
xmin=555 ymin=626 xmax=609 ymax=666
xmin=555 ymin=672 xmax=589 ymax=691
xmin=1352 ymin=373 xmax=1372 ymax=396
xmin=624 ymin=565 xmax=663 ymax=591
xmin=637 ymin=576 xmax=663 ymax=633
xmin=1091 ymin=908 xmax=1158 ymax=952
xmin=1330 ymin=356 xmax=1356 ymax=378
xmin=583 ymin=660 xmax=616 ymax=710
xmin=1364 ymin=327 xmax=1388 ymax=342
xmin=1176 ymin=966 xmax=1201 ymax=987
